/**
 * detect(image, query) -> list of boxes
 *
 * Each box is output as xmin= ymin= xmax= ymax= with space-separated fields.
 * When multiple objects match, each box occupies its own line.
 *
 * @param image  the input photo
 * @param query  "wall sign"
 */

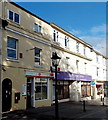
xmin=22 ymin=84 xmax=27 ymax=96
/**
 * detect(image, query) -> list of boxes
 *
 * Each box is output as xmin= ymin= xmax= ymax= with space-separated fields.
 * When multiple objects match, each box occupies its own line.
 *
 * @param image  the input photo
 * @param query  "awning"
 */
xmin=57 ymin=71 xmax=92 ymax=81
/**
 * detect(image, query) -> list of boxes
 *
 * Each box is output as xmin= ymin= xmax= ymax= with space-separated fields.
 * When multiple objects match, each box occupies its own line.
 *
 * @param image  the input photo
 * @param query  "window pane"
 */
xmin=38 ymin=25 xmax=42 ymax=33
xmin=34 ymin=23 xmax=38 ymax=32
xmin=7 ymin=49 xmax=16 ymax=58
xmin=7 ymin=37 xmax=16 ymax=49
xmin=14 ymin=13 xmax=19 ymax=23
xmin=35 ymin=49 xmax=40 ymax=57
xmin=42 ymin=86 xmax=47 ymax=99
xmin=9 ymin=10 xmax=13 ymax=21
xmin=35 ymin=86 xmax=42 ymax=100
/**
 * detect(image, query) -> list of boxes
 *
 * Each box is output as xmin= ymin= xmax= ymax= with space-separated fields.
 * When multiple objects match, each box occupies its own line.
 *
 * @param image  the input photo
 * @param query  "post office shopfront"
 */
xmin=26 ymin=72 xmax=54 ymax=108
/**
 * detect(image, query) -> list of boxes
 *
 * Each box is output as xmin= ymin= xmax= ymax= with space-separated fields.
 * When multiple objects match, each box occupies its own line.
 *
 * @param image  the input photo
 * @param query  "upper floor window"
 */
xmin=96 ymin=54 xmax=99 ymax=63
xmin=84 ymin=63 xmax=87 ymax=74
xmin=7 ymin=37 xmax=18 ymax=60
xmin=83 ymin=46 xmax=86 ymax=56
xmin=76 ymin=42 xmax=79 ymax=53
xmin=66 ymin=57 xmax=69 ymax=69
xmin=65 ymin=36 xmax=69 ymax=47
xmin=34 ymin=23 xmax=42 ymax=33
xmin=34 ymin=48 xmax=42 ymax=66
xmin=76 ymin=60 xmax=79 ymax=72
xmin=97 ymin=67 xmax=99 ymax=77
xmin=8 ymin=10 xmax=20 ymax=24
xmin=53 ymin=30 xmax=58 ymax=42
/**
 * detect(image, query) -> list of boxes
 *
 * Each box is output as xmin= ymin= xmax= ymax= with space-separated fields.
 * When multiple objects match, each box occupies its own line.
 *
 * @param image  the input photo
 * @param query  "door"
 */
xmin=26 ymin=78 xmax=32 ymax=109
xmin=2 ymin=79 xmax=12 ymax=112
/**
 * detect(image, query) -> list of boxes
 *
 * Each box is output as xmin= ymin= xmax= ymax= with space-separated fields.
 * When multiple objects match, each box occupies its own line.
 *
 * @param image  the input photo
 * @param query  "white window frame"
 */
xmin=7 ymin=36 xmax=18 ymax=60
xmin=76 ymin=60 xmax=79 ymax=72
xmin=83 ymin=46 xmax=86 ymax=56
xmin=34 ymin=23 xmax=42 ymax=33
xmin=34 ymin=47 xmax=42 ymax=66
xmin=53 ymin=30 xmax=58 ymax=42
xmin=65 ymin=36 xmax=69 ymax=47
xmin=76 ymin=42 xmax=79 ymax=53
xmin=35 ymin=78 xmax=49 ymax=100
xmin=7 ymin=9 xmax=20 ymax=24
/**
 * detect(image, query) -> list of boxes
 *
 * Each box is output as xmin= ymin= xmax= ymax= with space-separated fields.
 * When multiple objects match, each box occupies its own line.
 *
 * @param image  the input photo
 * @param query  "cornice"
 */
xmin=50 ymin=23 xmax=92 ymax=48
xmin=51 ymin=44 xmax=92 ymax=61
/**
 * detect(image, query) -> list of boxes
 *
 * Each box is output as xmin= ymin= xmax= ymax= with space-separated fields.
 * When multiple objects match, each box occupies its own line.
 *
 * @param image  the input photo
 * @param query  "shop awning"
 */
xmin=57 ymin=71 xmax=92 ymax=81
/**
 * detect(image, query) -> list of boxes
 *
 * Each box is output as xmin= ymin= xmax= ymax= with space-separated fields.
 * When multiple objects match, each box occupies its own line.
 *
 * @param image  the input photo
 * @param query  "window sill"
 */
xmin=6 ymin=58 xmax=19 ymax=62
xmin=35 ymin=99 xmax=48 ymax=101
xmin=34 ymin=65 xmax=43 ymax=68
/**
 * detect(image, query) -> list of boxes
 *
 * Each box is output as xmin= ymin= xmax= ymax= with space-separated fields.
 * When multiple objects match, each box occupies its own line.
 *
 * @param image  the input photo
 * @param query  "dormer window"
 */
xmin=34 ymin=23 xmax=42 ymax=33
xmin=8 ymin=10 xmax=20 ymax=24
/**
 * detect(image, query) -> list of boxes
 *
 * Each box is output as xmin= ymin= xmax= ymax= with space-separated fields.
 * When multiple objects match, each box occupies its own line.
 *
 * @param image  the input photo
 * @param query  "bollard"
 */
xmin=103 ymin=98 xmax=104 ymax=106
xmin=101 ymin=96 xmax=102 ymax=101
xmin=83 ymin=100 xmax=86 ymax=112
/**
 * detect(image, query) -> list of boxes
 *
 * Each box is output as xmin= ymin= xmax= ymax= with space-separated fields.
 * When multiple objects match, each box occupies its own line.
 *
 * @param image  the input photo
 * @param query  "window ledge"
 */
xmin=6 ymin=58 xmax=19 ymax=62
xmin=35 ymin=99 xmax=48 ymax=101
xmin=34 ymin=65 xmax=43 ymax=68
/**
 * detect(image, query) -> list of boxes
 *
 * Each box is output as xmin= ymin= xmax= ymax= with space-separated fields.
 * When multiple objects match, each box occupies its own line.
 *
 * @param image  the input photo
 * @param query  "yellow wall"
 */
xmin=1 ymin=2 xmax=53 ymax=111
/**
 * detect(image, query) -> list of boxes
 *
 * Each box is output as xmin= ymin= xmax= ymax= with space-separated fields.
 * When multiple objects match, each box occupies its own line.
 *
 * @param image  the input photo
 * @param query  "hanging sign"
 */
xmin=22 ymin=84 xmax=27 ymax=96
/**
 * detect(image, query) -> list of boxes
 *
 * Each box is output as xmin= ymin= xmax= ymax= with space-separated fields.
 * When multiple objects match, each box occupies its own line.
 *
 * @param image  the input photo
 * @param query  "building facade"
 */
xmin=0 ymin=1 xmax=107 ymax=113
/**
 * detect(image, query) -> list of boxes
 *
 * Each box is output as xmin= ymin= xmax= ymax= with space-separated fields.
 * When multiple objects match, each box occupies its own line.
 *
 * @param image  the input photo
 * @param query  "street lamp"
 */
xmin=51 ymin=52 xmax=61 ymax=120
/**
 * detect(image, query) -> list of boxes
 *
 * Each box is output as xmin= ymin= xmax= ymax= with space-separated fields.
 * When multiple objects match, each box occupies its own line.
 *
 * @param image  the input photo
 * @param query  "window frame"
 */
xmin=65 ymin=36 xmax=69 ymax=47
xmin=35 ymin=78 xmax=48 ymax=100
xmin=7 ymin=36 xmax=18 ymax=60
xmin=34 ymin=47 xmax=42 ymax=66
xmin=76 ymin=42 xmax=79 ymax=53
xmin=34 ymin=23 xmax=42 ymax=33
xmin=8 ymin=9 xmax=20 ymax=24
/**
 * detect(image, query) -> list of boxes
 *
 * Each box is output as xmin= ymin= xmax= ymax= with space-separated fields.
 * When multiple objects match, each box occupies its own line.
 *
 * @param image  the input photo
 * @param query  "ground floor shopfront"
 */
xmin=2 ymin=68 xmax=92 ymax=112
xmin=52 ymin=71 xmax=92 ymax=102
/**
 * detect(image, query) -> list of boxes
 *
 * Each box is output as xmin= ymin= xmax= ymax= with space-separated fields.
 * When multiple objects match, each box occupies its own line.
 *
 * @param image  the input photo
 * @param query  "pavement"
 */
xmin=2 ymin=97 xmax=108 ymax=120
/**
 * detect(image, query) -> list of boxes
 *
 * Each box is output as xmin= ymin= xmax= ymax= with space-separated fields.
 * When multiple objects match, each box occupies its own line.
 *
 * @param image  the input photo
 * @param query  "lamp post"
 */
xmin=51 ymin=52 xmax=61 ymax=120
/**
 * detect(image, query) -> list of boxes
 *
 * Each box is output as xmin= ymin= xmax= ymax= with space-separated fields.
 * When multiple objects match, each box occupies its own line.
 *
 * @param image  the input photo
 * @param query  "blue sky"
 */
xmin=16 ymin=2 xmax=106 ymax=55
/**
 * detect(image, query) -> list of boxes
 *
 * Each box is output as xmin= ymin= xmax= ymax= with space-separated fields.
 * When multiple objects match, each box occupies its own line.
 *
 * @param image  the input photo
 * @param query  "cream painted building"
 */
xmin=50 ymin=23 xmax=93 ymax=102
xmin=0 ymin=1 xmax=107 ymax=113
xmin=0 ymin=1 xmax=54 ymax=112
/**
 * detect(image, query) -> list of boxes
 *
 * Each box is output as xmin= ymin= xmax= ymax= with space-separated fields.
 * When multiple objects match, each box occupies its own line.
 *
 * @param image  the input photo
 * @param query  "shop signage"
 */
xmin=91 ymin=81 xmax=95 ymax=85
xmin=57 ymin=71 xmax=92 ymax=81
xmin=26 ymin=72 xmax=54 ymax=79
xmin=22 ymin=84 xmax=27 ymax=96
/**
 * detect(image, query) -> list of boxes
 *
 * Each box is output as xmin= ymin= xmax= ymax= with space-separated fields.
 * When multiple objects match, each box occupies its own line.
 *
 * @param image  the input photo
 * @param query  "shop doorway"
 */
xmin=26 ymin=78 xmax=32 ymax=109
xmin=26 ymin=77 xmax=35 ymax=109
xmin=2 ymin=78 xmax=12 ymax=112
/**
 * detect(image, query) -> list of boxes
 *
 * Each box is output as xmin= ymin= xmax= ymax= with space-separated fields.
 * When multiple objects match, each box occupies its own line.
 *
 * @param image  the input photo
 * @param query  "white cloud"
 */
xmin=80 ymin=35 xmax=106 ymax=56
xmin=69 ymin=29 xmax=81 ymax=35
xmin=90 ymin=24 xmax=106 ymax=34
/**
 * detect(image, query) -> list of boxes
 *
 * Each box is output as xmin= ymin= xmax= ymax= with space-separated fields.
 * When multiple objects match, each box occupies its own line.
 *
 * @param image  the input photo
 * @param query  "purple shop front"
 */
xmin=57 ymin=71 xmax=92 ymax=81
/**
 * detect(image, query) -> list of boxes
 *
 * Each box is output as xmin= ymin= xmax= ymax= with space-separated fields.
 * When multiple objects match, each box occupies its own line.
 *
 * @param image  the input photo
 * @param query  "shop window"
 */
xmin=81 ymin=84 xmax=91 ymax=97
xmin=34 ymin=48 xmax=41 ymax=66
xmin=53 ymin=81 xmax=70 ymax=100
xmin=7 ymin=37 xmax=18 ymax=60
xmin=35 ymin=78 xmax=48 ymax=100
xmin=96 ymin=85 xmax=103 ymax=95
xmin=8 ymin=10 xmax=20 ymax=24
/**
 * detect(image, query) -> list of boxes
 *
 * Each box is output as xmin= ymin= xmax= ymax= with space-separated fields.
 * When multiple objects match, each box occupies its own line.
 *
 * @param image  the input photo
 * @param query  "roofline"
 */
xmin=93 ymin=49 xmax=107 ymax=59
xmin=50 ymin=22 xmax=92 ymax=48
xmin=9 ymin=1 xmax=50 ymax=25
